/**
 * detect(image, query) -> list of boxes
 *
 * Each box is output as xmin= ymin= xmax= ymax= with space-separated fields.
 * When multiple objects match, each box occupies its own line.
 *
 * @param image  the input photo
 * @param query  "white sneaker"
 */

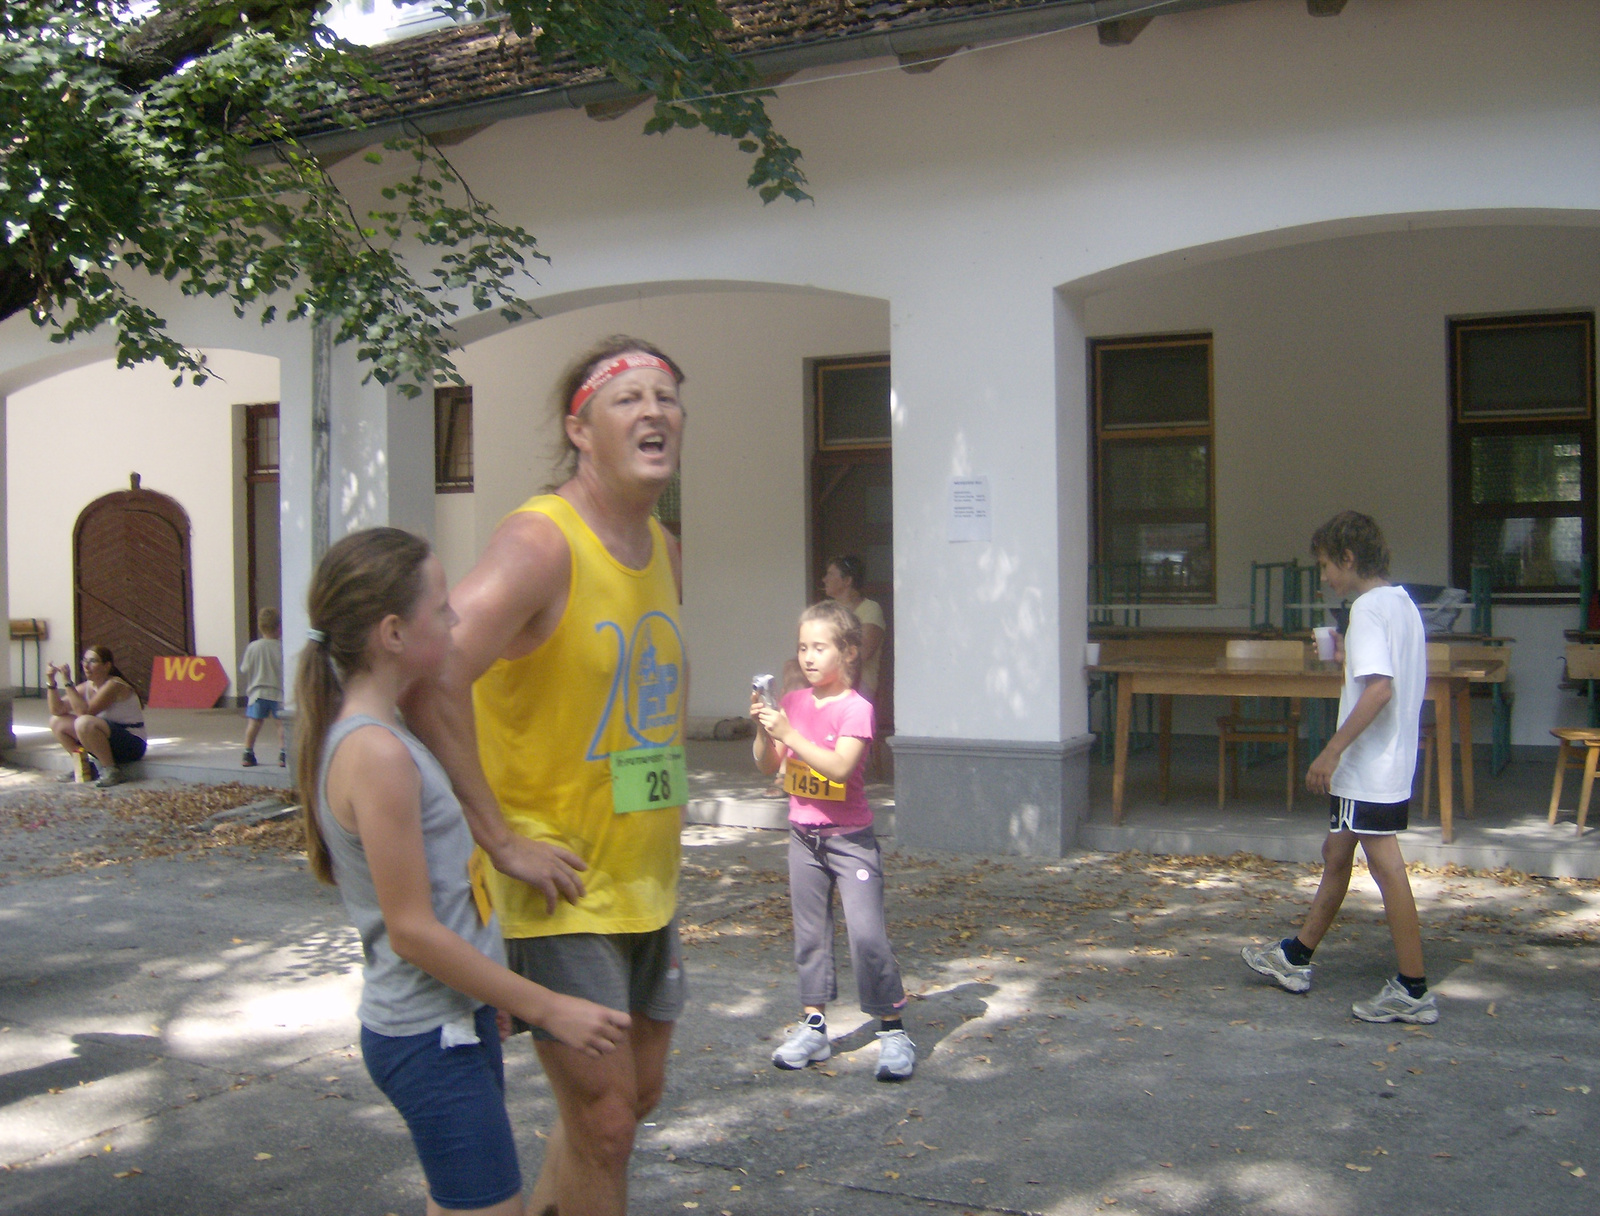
xmin=771 ymin=1023 xmax=830 ymax=1070
xmin=875 ymin=1029 xmax=915 ymax=1082
xmin=1241 ymin=941 xmax=1313 ymax=994
xmin=1352 ymin=977 xmax=1438 ymax=1024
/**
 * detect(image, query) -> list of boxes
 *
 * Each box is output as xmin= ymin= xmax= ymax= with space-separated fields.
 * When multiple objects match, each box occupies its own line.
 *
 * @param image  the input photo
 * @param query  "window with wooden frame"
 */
xmin=1450 ymin=312 xmax=1596 ymax=598
xmin=815 ymin=356 xmax=891 ymax=450
xmin=1091 ymin=333 xmax=1215 ymax=601
xmin=434 ymin=385 xmax=473 ymax=493
xmin=243 ymin=402 xmax=279 ymax=478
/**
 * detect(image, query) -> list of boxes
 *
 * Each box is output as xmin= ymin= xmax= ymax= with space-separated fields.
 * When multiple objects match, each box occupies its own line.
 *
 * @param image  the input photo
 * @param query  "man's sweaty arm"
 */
xmin=402 ymin=511 xmax=588 ymax=913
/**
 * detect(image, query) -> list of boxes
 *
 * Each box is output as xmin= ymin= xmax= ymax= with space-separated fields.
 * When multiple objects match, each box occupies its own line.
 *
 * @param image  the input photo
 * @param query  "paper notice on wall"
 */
xmin=948 ymin=476 xmax=992 ymax=542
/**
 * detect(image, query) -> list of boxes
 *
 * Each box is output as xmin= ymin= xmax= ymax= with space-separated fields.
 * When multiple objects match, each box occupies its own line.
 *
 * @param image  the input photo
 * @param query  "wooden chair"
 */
xmin=1547 ymin=727 xmax=1600 ymax=837
xmin=1217 ymin=640 xmax=1306 ymax=811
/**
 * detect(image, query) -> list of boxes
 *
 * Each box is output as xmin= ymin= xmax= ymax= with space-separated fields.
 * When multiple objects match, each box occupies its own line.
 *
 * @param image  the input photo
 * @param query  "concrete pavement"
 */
xmin=2 ymin=773 xmax=1598 ymax=1215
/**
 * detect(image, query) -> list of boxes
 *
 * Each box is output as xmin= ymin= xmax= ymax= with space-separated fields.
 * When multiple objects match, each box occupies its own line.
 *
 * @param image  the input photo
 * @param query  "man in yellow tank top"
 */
xmin=406 ymin=338 xmax=686 ymax=1216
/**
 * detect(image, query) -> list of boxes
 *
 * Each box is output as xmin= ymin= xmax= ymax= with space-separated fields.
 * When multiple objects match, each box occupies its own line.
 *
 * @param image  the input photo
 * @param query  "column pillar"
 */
xmin=0 ymin=394 xmax=12 ymax=749
xmin=887 ymin=280 xmax=1092 ymax=856
xmin=328 ymin=348 xmax=435 ymax=544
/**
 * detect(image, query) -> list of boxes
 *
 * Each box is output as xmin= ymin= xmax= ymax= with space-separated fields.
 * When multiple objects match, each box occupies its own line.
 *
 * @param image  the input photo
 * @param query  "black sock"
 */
xmin=879 ymin=1018 xmax=903 ymax=1033
xmin=1396 ymin=972 xmax=1427 ymax=999
xmin=1280 ymin=937 xmax=1315 ymax=967
xmin=803 ymin=1011 xmax=826 ymax=1033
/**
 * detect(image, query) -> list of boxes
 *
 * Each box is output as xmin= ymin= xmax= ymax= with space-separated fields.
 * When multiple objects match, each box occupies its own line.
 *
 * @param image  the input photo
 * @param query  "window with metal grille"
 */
xmin=1090 ymin=333 xmax=1215 ymax=601
xmin=244 ymin=403 xmax=279 ymax=479
xmin=1450 ymin=312 xmax=1596 ymax=597
xmin=435 ymin=386 xmax=473 ymax=493
xmin=653 ymin=471 xmax=681 ymax=538
xmin=815 ymin=356 xmax=890 ymax=450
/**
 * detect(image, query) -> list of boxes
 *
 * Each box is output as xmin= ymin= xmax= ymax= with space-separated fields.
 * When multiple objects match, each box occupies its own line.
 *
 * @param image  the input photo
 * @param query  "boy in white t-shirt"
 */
xmin=239 ymin=607 xmax=285 ymax=767
xmin=1242 ymin=512 xmax=1436 ymax=1023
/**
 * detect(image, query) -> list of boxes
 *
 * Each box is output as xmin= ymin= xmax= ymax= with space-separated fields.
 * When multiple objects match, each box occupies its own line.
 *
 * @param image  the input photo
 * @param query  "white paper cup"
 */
xmin=1313 ymin=626 xmax=1337 ymax=662
xmin=1084 ymin=643 xmax=1101 ymax=666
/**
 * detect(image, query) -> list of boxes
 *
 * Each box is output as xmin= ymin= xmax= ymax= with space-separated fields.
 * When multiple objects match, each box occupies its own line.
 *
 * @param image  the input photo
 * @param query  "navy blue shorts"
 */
xmin=360 ymin=1004 xmax=522 ymax=1210
xmin=245 ymin=698 xmax=280 ymax=720
xmin=1329 ymin=794 xmax=1409 ymax=836
xmin=106 ymin=721 xmax=147 ymax=765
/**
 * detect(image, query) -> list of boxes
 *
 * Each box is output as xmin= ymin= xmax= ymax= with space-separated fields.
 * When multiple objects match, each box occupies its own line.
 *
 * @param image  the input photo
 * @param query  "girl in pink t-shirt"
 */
xmin=751 ymin=601 xmax=913 ymax=1081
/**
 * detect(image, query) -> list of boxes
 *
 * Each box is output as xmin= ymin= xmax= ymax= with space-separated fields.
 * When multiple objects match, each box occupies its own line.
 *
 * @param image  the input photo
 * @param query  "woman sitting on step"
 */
xmin=46 ymin=645 xmax=147 ymax=788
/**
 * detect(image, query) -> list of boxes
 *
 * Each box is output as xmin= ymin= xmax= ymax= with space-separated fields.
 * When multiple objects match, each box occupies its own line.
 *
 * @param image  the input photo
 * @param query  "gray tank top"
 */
xmin=317 ymin=713 xmax=505 ymax=1036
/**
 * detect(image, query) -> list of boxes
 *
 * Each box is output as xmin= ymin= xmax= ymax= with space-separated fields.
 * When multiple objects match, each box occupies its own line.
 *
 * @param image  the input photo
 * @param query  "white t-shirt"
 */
xmin=1331 ymin=584 xmax=1427 ymax=804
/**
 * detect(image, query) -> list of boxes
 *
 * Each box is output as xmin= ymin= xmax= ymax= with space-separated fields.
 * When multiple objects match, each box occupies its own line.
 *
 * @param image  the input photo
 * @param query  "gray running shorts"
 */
xmin=503 ymin=918 xmax=686 ymax=1039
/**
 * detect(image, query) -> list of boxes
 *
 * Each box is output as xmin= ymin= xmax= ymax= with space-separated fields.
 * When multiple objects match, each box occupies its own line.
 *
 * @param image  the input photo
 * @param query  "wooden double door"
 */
xmin=73 ymin=479 xmax=194 ymax=702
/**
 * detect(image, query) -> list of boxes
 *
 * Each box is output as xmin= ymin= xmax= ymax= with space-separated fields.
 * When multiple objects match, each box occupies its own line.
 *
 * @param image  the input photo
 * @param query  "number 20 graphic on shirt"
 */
xmin=585 ymin=611 xmax=685 ymax=762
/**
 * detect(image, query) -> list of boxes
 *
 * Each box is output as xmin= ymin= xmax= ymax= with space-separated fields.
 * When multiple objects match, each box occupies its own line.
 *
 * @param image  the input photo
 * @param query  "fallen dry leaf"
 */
xmin=1486 ymin=1002 xmax=1497 ymax=1016
xmin=1345 ymin=1164 xmax=1372 ymax=1172
xmin=884 ymin=1171 xmax=900 ymax=1179
xmin=254 ymin=1152 xmax=272 ymax=1161
xmin=1572 ymin=1167 xmax=1587 ymax=1178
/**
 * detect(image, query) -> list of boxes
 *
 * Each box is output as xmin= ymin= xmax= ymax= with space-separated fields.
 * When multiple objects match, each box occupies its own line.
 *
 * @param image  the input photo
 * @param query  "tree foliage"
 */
xmin=0 ymin=2 xmax=806 ymax=391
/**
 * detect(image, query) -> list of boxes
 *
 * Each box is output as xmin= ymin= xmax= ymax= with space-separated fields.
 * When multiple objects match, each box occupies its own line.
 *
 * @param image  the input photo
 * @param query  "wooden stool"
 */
xmin=1546 ymin=728 xmax=1600 ymax=836
xmin=1416 ymin=721 xmax=1438 ymax=819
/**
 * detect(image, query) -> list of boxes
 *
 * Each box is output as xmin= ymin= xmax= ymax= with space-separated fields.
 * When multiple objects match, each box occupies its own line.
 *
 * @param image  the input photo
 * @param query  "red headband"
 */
xmin=569 ymin=353 xmax=676 ymax=415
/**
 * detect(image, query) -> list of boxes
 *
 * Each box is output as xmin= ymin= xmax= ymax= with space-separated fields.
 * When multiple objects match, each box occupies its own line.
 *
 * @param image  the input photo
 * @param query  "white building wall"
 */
xmin=6 ymin=352 xmax=280 ymax=689
xmin=0 ymin=0 xmax=1592 ymax=758
xmin=445 ymin=289 xmax=890 ymax=720
xmin=1078 ymin=224 xmax=1600 ymax=744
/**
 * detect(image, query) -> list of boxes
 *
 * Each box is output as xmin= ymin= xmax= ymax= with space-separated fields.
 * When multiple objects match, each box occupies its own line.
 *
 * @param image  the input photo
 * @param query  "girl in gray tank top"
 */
xmin=293 ymin=528 xmax=631 ymax=1214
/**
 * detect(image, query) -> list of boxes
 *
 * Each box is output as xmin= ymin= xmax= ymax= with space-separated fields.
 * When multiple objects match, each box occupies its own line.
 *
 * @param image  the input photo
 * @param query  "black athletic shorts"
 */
xmin=1329 ymin=794 xmax=1408 ymax=836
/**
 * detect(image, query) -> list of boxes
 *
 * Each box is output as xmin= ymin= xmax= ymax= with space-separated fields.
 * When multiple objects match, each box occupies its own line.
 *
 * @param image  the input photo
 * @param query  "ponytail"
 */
xmin=293 ymin=527 xmax=432 ymax=886
xmin=293 ymin=637 xmax=343 ymax=886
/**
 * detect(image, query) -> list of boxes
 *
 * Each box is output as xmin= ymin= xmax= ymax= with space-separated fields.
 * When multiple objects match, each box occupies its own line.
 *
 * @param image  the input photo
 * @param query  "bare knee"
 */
xmin=1363 ymin=846 xmax=1409 ymax=888
xmin=565 ymin=1095 xmax=639 ymax=1171
xmin=50 ymin=715 xmax=78 ymax=740
xmin=1321 ymin=834 xmax=1356 ymax=873
xmin=633 ymin=1074 xmax=664 ymax=1121
xmin=75 ymin=714 xmax=106 ymax=738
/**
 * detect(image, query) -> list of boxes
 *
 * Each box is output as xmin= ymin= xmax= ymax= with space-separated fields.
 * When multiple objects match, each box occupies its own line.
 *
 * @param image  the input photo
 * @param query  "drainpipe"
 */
xmin=311 ymin=320 xmax=332 ymax=563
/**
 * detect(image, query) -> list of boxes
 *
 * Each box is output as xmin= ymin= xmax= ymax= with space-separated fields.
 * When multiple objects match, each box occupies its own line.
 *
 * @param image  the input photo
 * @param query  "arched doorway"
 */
xmin=73 ymin=475 xmax=194 ymax=702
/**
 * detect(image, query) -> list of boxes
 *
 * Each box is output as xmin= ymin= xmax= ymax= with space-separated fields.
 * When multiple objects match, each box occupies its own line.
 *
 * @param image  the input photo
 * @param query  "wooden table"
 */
xmin=1093 ymin=655 xmax=1505 ymax=844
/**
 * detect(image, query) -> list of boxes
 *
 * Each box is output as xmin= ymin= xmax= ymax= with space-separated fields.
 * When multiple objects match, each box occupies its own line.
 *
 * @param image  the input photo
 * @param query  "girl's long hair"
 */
xmin=85 ymin=645 xmax=140 ymax=705
xmin=294 ymin=528 xmax=431 ymax=885
xmin=799 ymin=599 xmax=863 ymax=688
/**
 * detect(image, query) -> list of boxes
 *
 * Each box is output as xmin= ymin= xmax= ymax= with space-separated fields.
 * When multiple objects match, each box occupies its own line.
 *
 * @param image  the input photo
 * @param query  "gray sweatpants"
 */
xmin=787 ymin=826 xmax=906 ymax=1018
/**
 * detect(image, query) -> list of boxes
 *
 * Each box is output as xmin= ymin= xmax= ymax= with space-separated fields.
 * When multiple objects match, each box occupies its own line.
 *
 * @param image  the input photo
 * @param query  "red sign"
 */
xmin=148 ymin=655 xmax=231 ymax=709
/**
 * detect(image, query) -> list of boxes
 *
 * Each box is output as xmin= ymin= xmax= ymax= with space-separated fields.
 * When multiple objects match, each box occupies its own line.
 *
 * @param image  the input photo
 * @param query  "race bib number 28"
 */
xmin=610 ymin=745 xmax=689 ymax=813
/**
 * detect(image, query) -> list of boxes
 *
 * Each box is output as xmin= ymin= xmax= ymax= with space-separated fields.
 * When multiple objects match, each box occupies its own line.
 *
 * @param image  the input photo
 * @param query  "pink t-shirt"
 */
xmin=779 ymin=687 xmax=875 ymax=829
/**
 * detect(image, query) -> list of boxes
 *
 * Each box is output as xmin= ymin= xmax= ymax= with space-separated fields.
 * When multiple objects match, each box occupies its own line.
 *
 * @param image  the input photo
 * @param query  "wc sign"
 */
xmin=148 ymin=655 xmax=230 ymax=708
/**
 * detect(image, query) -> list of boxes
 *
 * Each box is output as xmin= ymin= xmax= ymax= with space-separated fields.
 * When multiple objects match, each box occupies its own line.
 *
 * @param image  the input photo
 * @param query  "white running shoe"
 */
xmin=771 ymin=1023 xmax=831 ymax=1070
xmin=1352 ymin=977 xmax=1438 ymax=1024
xmin=1241 ymin=941 xmax=1313 ymax=994
xmin=875 ymin=1029 xmax=916 ymax=1082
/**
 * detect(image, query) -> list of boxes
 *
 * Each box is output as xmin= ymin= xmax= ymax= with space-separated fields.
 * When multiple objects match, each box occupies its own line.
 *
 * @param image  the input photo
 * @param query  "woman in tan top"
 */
xmin=822 ymin=554 xmax=886 ymax=702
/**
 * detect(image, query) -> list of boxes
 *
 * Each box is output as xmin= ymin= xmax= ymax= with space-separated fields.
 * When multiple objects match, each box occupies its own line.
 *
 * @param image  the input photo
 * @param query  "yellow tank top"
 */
xmin=473 ymin=494 xmax=684 ymax=938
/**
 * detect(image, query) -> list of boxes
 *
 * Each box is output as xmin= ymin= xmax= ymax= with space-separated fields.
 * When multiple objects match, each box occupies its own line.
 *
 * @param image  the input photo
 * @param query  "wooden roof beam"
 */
xmin=1097 ymin=17 xmax=1152 ymax=46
